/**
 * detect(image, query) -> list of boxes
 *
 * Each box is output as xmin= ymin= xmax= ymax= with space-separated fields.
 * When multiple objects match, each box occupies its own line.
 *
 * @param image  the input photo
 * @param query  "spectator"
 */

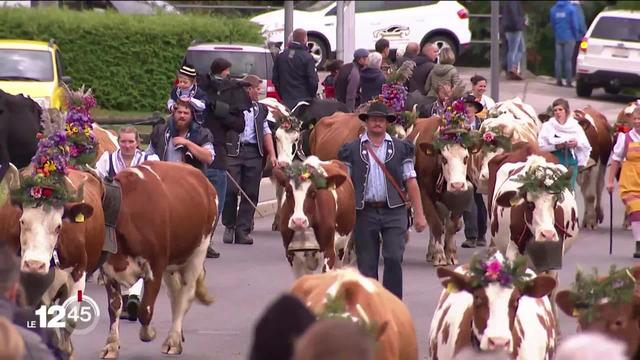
xmin=375 ymin=38 xmax=391 ymax=72
xmin=167 ymin=64 xmax=208 ymax=125
xmin=554 ymin=333 xmax=627 ymax=360
xmin=461 ymin=95 xmax=487 ymax=249
xmin=0 ymin=316 xmax=25 ymax=360
xmin=148 ymin=100 xmax=215 ymax=173
xmin=360 ymin=52 xmax=385 ymax=103
xmin=221 ymin=75 xmax=277 ymax=246
xmin=292 ymin=319 xmax=376 ymax=360
xmin=423 ymin=47 xmax=460 ymax=97
xmin=273 ymin=28 xmax=319 ymax=109
xmin=571 ymin=1 xmax=587 ymax=77
xmin=397 ymin=42 xmax=420 ymax=66
xmin=249 ymin=294 xmax=316 ymax=360
xmin=321 ymin=59 xmax=343 ymax=99
xmin=469 ymin=74 xmax=496 ymax=119
xmin=538 ymin=98 xmax=592 ymax=190
xmin=502 ymin=1 xmax=526 ymax=80
xmin=0 ymin=243 xmax=59 ymax=360
xmin=423 ymin=82 xmax=452 ymax=118
xmin=95 ymin=126 xmax=160 ymax=319
xmin=201 ymin=57 xmax=246 ymax=258
xmin=550 ymin=0 xmax=581 ymax=87
xmin=408 ymin=42 xmax=438 ymax=94
xmin=335 ymin=48 xmax=369 ymax=112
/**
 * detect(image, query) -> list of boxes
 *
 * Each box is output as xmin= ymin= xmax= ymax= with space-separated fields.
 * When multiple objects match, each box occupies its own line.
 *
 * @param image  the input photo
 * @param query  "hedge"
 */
xmin=0 ymin=8 xmax=263 ymax=111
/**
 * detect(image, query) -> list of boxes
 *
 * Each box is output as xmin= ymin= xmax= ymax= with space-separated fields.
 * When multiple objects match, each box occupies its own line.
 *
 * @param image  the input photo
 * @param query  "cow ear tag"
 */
xmin=446 ymin=282 xmax=459 ymax=293
xmin=509 ymin=196 xmax=522 ymax=207
xmin=74 ymin=213 xmax=85 ymax=223
xmin=571 ymin=308 xmax=580 ymax=317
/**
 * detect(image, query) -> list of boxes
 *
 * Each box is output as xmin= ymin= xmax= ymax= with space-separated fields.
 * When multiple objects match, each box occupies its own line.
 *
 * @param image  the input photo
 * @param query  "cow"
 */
xmin=290 ymin=268 xmax=418 ymax=360
xmin=2 ymin=165 xmax=105 ymax=355
xmin=290 ymin=98 xmax=350 ymax=130
xmin=93 ymin=123 xmax=119 ymax=159
xmin=573 ymin=107 xmax=613 ymax=229
xmin=492 ymin=97 xmax=542 ymax=133
xmin=0 ymin=90 xmax=42 ymax=181
xmin=488 ymin=153 xmax=579 ymax=271
xmin=100 ymin=161 xmax=216 ymax=358
xmin=309 ymin=113 xmax=366 ymax=161
xmin=272 ymin=156 xmax=355 ymax=277
xmin=471 ymin=108 xmax=540 ymax=194
xmin=429 ymin=251 xmax=557 ymax=360
xmin=407 ymin=116 xmax=479 ymax=266
xmin=555 ymin=266 xmax=640 ymax=359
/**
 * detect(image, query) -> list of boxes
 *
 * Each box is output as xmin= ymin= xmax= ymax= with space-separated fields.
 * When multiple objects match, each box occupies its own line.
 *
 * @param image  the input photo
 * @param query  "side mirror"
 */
xmin=61 ymin=76 xmax=72 ymax=85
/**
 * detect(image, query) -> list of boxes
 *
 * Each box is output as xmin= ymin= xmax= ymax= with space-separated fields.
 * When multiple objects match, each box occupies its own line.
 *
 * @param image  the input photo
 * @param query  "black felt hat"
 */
xmin=358 ymin=102 xmax=396 ymax=122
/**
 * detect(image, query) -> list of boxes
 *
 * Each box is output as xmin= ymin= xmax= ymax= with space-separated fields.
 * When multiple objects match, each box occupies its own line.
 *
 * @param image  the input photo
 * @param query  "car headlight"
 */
xmin=34 ymin=97 xmax=51 ymax=109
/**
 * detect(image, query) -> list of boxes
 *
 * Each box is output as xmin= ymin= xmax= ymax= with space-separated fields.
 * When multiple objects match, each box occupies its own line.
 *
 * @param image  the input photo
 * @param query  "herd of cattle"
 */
xmin=0 ymin=87 xmax=639 ymax=359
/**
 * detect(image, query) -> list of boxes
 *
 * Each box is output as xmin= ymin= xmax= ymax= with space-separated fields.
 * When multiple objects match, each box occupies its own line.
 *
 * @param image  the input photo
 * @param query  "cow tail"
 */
xmin=195 ymin=269 xmax=214 ymax=305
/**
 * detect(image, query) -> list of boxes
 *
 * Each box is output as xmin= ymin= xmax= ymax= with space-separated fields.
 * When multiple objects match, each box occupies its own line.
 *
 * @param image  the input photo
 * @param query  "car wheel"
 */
xmin=604 ymin=86 xmax=621 ymax=95
xmin=307 ymin=35 xmax=328 ymax=69
xmin=576 ymin=78 xmax=593 ymax=97
xmin=425 ymin=35 xmax=457 ymax=56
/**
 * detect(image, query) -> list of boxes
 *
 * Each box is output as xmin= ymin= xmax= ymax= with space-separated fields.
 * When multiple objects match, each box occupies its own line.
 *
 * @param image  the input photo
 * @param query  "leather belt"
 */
xmin=365 ymin=201 xmax=388 ymax=208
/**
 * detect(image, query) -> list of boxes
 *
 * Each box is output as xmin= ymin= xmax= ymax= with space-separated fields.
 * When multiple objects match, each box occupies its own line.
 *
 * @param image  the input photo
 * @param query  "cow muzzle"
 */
xmin=449 ymin=182 xmax=467 ymax=191
xmin=537 ymin=229 xmax=559 ymax=241
xmin=487 ymin=337 xmax=511 ymax=351
xmin=289 ymin=216 xmax=309 ymax=230
xmin=22 ymin=259 xmax=48 ymax=274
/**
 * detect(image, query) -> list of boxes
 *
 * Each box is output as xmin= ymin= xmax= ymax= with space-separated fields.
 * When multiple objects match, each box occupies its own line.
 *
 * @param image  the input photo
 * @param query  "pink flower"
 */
xmin=30 ymin=186 xmax=43 ymax=199
xmin=483 ymin=131 xmax=496 ymax=142
xmin=453 ymin=99 xmax=465 ymax=113
xmin=484 ymin=260 xmax=502 ymax=281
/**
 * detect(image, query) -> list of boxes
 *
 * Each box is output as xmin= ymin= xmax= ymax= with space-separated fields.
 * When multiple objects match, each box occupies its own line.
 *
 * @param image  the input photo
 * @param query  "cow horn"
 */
xmin=5 ymin=163 xmax=21 ymax=190
xmin=64 ymin=175 xmax=87 ymax=202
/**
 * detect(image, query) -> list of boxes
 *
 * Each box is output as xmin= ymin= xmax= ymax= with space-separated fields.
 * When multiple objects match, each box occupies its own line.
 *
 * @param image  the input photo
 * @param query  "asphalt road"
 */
xmin=71 ymin=68 xmax=639 ymax=360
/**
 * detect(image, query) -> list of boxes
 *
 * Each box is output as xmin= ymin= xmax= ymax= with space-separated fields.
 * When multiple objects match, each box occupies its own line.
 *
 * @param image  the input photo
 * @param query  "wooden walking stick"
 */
xmin=609 ymin=190 xmax=613 ymax=255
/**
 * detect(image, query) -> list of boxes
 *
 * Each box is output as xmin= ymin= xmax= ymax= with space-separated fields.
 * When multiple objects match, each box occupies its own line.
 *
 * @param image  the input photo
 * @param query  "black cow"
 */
xmin=289 ymin=98 xmax=349 ymax=156
xmin=0 ymin=90 xmax=42 ymax=181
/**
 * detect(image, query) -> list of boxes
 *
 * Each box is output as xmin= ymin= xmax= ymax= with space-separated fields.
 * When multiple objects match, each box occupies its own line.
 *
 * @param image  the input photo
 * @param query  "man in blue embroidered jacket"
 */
xmin=338 ymin=102 xmax=427 ymax=299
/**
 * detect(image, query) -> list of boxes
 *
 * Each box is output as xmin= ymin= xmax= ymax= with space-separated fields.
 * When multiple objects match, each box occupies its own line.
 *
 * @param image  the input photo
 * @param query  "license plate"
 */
xmin=612 ymin=48 xmax=629 ymax=58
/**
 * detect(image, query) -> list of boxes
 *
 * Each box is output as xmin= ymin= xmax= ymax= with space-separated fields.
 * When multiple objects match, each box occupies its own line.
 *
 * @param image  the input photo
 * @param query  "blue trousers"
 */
xmin=555 ymin=41 xmax=575 ymax=83
xmin=354 ymin=206 xmax=408 ymax=299
xmin=505 ymin=31 xmax=524 ymax=72
xmin=206 ymin=167 xmax=227 ymax=217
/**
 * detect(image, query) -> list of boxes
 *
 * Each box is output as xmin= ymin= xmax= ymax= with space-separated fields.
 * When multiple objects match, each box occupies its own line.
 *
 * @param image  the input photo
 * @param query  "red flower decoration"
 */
xmin=42 ymin=188 xmax=54 ymax=198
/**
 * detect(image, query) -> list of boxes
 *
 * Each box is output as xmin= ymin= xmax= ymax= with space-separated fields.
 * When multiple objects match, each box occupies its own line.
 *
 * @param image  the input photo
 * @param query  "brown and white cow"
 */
xmin=555 ymin=266 xmax=640 ymax=359
xmin=100 ymin=161 xmax=216 ymax=358
xmin=408 ymin=116 xmax=479 ymax=266
xmin=488 ymin=153 xmax=579 ymax=267
xmin=273 ymin=156 xmax=355 ymax=277
xmin=291 ymin=268 xmax=418 ymax=360
xmin=93 ymin=123 xmax=119 ymax=160
xmin=429 ymin=252 xmax=557 ymax=360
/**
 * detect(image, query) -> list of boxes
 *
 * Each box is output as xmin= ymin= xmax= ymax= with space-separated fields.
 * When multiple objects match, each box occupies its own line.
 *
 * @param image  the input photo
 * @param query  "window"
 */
xmin=383 ymin=1 xmax=435 ymax=11
xmin=591 ymin=16 xmax=640 ymax=43
xmin=0 ymin=49 xmax=54 ymax=81
xmin=325 ymin=1 xmax=436 ymax=15
xmin=295 ymin=1 xmax=333 ymax=12
xmin=355 ymin=2 xmax=386 ymax=13
xmin=185 ymin=50 xmax=271 ymax=80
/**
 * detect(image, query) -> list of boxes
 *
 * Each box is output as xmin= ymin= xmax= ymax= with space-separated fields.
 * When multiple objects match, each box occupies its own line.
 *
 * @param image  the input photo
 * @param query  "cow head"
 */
xmin=495 ymin=156 xmax=572 ymax=243
xmin=556 ymin=266 xmax=640 ymax=358
xmin=420 ymin=131 xmax=480 ymax=192
xmin=475 ymin=117 xmax=515 ymax=193
xmin=261 ymin=98 xmax=303 ymax=166
xmin=437 ymin=253 xmax=556 ymax=353
xmin=11 ymin=176 xmax=93 ymax=274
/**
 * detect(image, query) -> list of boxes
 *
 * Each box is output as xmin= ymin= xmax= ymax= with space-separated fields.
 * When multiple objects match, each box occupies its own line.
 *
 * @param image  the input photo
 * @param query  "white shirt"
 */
xmin=240 ymin=103 xmax=273 ymax=144
xmin=479 ymin=94 xmax=496 ymax=111
xmin=610 ymin=129 xmax=640 ymax=162
xmin=538 ymin=116 xmax=592 ymax=166
xmin=95 ymin=149 xmax=160 ymax=178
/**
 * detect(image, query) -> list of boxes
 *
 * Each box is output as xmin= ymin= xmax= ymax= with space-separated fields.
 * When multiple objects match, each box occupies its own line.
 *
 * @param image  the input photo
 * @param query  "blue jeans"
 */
xmin=555 ymin=41 xmax=575 ymax=83
xmin=505 ymin=31 xmax=524 ymax=72
xmin=206 ymin=168 xmax=227 ymax=217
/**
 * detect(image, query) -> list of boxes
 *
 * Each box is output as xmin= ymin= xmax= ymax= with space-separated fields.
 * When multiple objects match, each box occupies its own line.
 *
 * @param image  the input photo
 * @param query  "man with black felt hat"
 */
xmin=338 ymin=102 xmax=427 ymax=299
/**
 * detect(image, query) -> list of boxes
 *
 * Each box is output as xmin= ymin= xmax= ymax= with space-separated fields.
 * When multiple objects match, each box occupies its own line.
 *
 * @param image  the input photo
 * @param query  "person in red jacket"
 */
xmin=321 ymin=60 xmax=343 ymax=99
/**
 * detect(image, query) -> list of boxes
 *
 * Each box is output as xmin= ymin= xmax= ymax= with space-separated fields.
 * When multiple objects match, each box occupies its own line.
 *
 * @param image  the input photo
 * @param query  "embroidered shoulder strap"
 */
xmin=107 ymin=153 xmax=116 ymax=178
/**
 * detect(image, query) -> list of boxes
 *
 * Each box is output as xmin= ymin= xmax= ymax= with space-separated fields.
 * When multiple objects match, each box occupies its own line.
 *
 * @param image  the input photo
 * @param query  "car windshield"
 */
xmin=185 ymin=50 xmax=271 ymax=79
xmin=294 ymin=1 xmax=333 ymax=12
xmin=591 ymin=16 xmax=640 ymax=43
xmin=0 ymin=49 xmax=53 ymax=81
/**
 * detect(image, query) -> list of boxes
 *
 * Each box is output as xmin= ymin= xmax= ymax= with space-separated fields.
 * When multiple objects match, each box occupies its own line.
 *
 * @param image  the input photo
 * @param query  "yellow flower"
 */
xmin=300 ymin=172 xmax=311 ymax=180
xmin=84 ymin=128 xmax=90 ymax=136
xmin=44 ymin=160 xmax=56 ymax=172
xmin=72 ymin=127 xmax=79 ymax=134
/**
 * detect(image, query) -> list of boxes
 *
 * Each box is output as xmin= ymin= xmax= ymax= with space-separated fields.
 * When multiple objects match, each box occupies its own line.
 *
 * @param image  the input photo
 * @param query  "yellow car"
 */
xmin=0 ymin=39 xmax=71 ymax=109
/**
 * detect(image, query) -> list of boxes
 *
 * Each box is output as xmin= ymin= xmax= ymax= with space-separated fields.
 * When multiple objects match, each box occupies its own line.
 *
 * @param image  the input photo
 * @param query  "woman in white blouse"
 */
xmin=538 ymin=98 xmax=592 ymax=190
xmin=469 ymin=75 xmax=496 ymax=120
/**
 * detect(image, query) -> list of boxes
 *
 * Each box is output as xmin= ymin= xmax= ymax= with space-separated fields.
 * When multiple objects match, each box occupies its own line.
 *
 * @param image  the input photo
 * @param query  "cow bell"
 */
xmin=440 ymin=185 xmax=474 ymax=215
xmin=525 ymin=240 xmax=563 ymax=273
xmin=288 ymin=228 xmax=320 ymax=252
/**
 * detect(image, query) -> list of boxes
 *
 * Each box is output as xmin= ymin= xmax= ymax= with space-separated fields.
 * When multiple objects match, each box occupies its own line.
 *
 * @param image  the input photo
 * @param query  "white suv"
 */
xmin=576 ymin=10 xmax=640 ymax=97
xmin=251 ymin=1 xmax=471 ymax=68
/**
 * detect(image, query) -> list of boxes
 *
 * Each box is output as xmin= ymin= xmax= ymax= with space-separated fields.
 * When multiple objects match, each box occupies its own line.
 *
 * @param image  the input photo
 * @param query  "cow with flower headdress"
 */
xmin=429 ymin=251 xmax=557 ymax=360
xmin=555 ymin=265 xmax=640 ymax=359
xmin=407 ymin=98 xmax=481 ymax=266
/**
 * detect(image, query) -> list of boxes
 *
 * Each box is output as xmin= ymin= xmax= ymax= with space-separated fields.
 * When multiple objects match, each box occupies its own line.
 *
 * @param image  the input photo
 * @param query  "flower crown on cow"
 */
xmin=467 ymin=252 xmax=532 ymax=289
xmin=432 ymin=98 xmax=478 ymax=151
xmin=319 ymin=293 xmax=380 ymax=341
xmin=365 ymin=60 xmax=416 ymax=133
xmin=513 ymin=162 xmax=571 ymax=200
xmin=479 ymin=126 xmax=512 ymax=153
xmin=569 ymin=265 xmax=638 ymax=323
xmin=11 ymin=131 xmax=75 ymax=208
xmin=64 ymin=85 xmax=98 ymax=169
xmin=283 ymin=161 xmax=327 ymax=189
xmin=266 ymin=104 xmax=302 ymax=133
